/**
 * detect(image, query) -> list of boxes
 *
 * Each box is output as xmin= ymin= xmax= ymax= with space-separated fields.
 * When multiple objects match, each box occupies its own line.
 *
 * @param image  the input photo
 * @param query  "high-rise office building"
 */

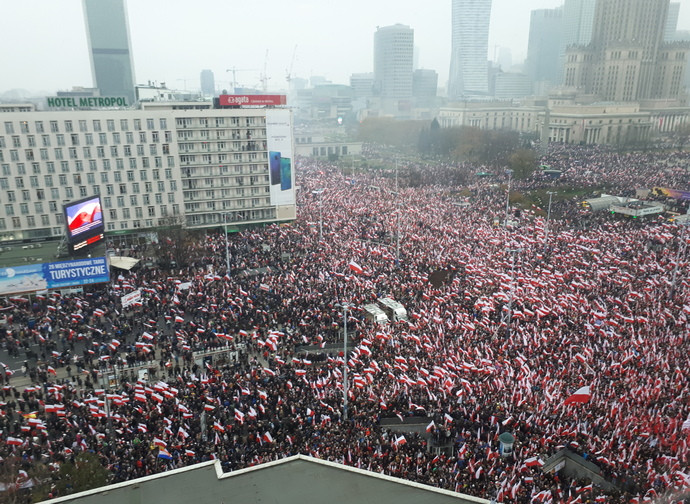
xmin=665 ymin=2 xmax=681 ymax=42
xmin=557 ymin=0 xmax=596 ymax=84
xmin=83 ymin=0 xmax=137 ymax=105
xmin=564 ymin=0 xmax=689 ymax=102
xmin=373 ymin=24 xmax=414 ymax=100
xmin=200 ymin=70 xmax=215 ymax=96
xmin=525 ymin=7 xmax=563 ymax=91
xmin=448 ymin=0 xmax=492 ymax=99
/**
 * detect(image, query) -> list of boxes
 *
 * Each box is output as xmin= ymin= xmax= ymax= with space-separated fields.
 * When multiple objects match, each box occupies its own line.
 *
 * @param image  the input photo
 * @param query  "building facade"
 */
xmin=0 ymin=102 xmax=295 ymax=242
xmin=448 ymin=0 xmax=492 ymax=99
xmin=83 ymin=0 xmax=137 ymax=105
xmin=525 ymin=7 xmax=563 ymax=91
xmin=200 ymin=70 xmax=216 ymax=96
xmin=557 ymin=0 xmax=596 ymax=84
xmin=373 ymin=24 xmax=414 ymax=115
xmin=564 ymin=0 xmax=689 ymax=102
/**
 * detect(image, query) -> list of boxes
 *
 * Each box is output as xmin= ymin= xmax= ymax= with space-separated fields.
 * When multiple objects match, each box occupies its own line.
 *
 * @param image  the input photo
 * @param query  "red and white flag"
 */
xmin=564 ymin=385 xmax=592 ymax=405
xmin=348 ymin=260 xmax=364 ymax=274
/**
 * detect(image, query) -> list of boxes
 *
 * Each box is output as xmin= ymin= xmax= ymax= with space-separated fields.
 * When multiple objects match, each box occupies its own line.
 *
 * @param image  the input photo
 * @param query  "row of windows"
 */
xmin=175 ymin=117 xmax=264 ymax=128
xmin=0 ymin=131 xmax=173 ymax=149
xmin=4 ymin=118 xmax=168 ymax=135
xmin=1 ymin=162 xmax=175 ymax=180
xmin=0 ymin=157 xmax=175 ymax=176
xmin=0 ymin=144 xmax=171 ymax=163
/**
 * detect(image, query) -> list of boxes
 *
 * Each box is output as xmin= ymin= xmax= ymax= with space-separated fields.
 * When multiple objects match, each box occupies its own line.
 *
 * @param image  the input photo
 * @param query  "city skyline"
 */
xmin=2 ymin=0 xmax=690 ymax=97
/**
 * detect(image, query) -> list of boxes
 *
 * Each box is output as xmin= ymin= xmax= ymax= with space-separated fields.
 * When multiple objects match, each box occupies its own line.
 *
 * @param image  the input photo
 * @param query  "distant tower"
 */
xmin=557 ymin=0 xmax=596 ymax=84
xmin=200 ymin=70 xmax=215 ymax=96
xmin=449 ymin=0 xmax=492 ymax=99
xmin=373 ymin=24 xmax=414 ymax=99
xmin=82 ymin=0 xmax=136 ymax=105
xmin=564 ymin=0 xmax=688 ymax=102
xmin=525 ymin=7 xmax=563 ymax=92
xmin=665 ymin=2 xmax=681 ymax=42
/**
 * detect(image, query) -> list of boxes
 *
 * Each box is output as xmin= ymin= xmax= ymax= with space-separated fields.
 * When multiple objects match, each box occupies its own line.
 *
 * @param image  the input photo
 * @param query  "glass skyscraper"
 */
xmin=448 ymin=0 xmax=492 ymax=99
xmin=83 ymin=0 xmax=136 ymax=105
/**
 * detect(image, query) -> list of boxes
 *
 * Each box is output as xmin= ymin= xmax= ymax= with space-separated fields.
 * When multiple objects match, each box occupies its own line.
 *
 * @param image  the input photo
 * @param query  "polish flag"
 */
xmin=234 ymin=409 xmax=245 ymax=424
xmin=348 ymin=260 xmax=364 ymax=274
xmin=185 ymin=449 xmax=195 ymax=457
xmin=153 ymin=437 xmax=167 ymax=448
xmin=564 ymin=385 xmax=592 ymax=405
xmin=6 ymin=437 xmax=24 ymax=446
xmin=525 ymin=456 xmax=545 ymax=467
xmin=426 ymin=420 xmax=436 ymax=433
xmin=262 ymin=432 xmax=274 ymax=443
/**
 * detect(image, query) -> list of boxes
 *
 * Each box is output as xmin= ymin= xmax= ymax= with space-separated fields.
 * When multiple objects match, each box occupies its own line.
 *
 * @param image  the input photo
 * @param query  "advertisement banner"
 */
xmin=0 ymin=257 xmax=110 ymax=296
xmin=266 ymin=109 xmax=295 ymax=207
xmin=218 ymin=95 xmax=287 ymax=107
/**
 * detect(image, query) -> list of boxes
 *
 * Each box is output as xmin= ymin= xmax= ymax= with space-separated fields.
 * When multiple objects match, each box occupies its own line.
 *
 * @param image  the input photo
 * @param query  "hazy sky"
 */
xmin=1 ymin=0 xmax=690 ymax=95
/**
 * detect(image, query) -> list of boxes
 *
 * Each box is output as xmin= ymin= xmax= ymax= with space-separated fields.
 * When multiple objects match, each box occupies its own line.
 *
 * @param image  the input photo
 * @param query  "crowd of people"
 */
xmin=1 ymin=143 xmax=689 ymax=503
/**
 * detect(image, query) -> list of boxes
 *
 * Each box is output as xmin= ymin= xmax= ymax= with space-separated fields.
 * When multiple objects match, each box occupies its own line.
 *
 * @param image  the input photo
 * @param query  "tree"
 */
xmin=509 ymin=149 xmax=537 ymax=179
xmin=48 ymin=452 xmax=111 ymax=499
xmin=151 ymin=215 xmax=200 ymax=270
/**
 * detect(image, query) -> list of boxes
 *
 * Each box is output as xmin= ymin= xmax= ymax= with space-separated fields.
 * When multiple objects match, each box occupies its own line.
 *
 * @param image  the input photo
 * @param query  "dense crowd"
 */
xmin=1 ymin=144 xmax=689 ymax=503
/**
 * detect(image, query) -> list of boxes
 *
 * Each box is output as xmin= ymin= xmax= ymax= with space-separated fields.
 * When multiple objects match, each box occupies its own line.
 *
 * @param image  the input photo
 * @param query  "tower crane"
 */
xmin=225 ymin=67 xmax=259 ymax=91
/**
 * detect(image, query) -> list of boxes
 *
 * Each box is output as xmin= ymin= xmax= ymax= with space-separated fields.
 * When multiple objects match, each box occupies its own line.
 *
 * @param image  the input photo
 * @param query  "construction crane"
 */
xmin=225 ymin=67 xmax=259 ymax=92
xmin=286 ymin=45 xmax=298 ymax=85
xmin=259 ymin=50 xmax=270 ymax=93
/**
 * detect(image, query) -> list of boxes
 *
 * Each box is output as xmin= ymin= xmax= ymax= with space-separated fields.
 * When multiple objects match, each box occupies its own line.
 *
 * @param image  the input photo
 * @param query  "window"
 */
xmin=54 ymin=148 xmax=63 ymax=160
xmin=135 ymin=207 xmax=143 ymax=218
xmin=27 ymin=136 xmax=36 ymax=147
xmin=35 ymin=121 xmax=44 ymax=133
xmin=109 ymin=209 xmax=117 ymax=220
xmin=170 ymin=180 xmax=177 ymax=191
xmin=107 ymin=119 xmax=115 ymax=132
xmin=122 ymin=208 xmax=130 ymax=219
xmin=99 ymin=132 xmax=107 ymax=144
xmin=12 ymin=217 xmax=20 ymax=228
xmin=7 ymin=191 xmax=15 ymax=201
xmin=125 ymin=132 xmax=134 ymax=144
xmin=41 ymin=215 xmax=49 ymax=226
xmin=143 ymin=194 xmax=150 ymax=205
xmin=29 ymin=176 xmax=38 ymax=187
xmin=31 ymin=163 xmax=41 ymax=174
xmin=103 ymin=197 xmax=111 ymax=207
xmin=20 ymin=121 xmax=29 ymax=133
xmin=75 ymin=160 xmax=83 ymax=172
xmin=129 ymin=195 xmax=138 ymax=205
xmin=114 ymin=171 xmax=122 ymax=182
xmin=160 ymin=118 xmax=167 ymax=129
xmin=69 ymin=147 xmax=77 ymax=159
xmin=44 ymin=175 xmax=53 ymax=186
xmin=56 ymin=134 xmax=65 ymax=146
xmin=65 ymin=187 xmax=73 ymax=198
xmin=119 ymin=183 xmax=127 ymax=194
xmin=97 ymin=146 xmax=105 ymax=158
xmin=101 ymin=172 xmax=109 ymax=183
xmin=0 ymin=178 xmax=7 ymax=189
xmin=79 ymin=186 xmax=87 ymax=197
xmin=12 ymin=136 xmax=21 ymax=148
xmin=145 ymin=182 xmax=153 ymax=192
xmin=146 ymin=118 xmax=154 ymax=129
xmin=148 ymin=206 xmax=156 ymax=217
xmin=20 ymin=203 xmax=29 ymax=214
xmin=120 ymin=119 xmax=128 ymax=130
xmin=116 ymin=196 xmax=125 ymax=207
xmin=64 ymin=120 xmax=73 ymax=132
xmin=113 ymin=132 xmax=121 ymax=144
xmin=15 ymin=177 xmax=24 ymax=188
xmin=86 ymin=172 xmax=95 ymax=184
xmin=50 ymin=188 xmax=59 ymax=199
xmin=136 ymin=144 xmax=144 ymax=156
xmin=134 ymin=119 xmax=141 ymax=130
xmin=5 ymin=204 xmax=14 ymax=215
xmin=70 ymin=133 xmax=79 ymax=146
xmin=152 ymin=131 xmax=159 ymax=143
xmin=130 ymin=158 xmax=137 ymax=168
xmin=42 ymin=135 xmax=50 ymax=147
xmin=50 ymin=121 xmax=59 ymax=133
xmin=79 ymin=120 xmax=88 ymax=132
xmin=85 ymin=133 xmax=93 ymax=145
xmin=155 ymin=193 xmax=163 ymax=204
xmin=132 ymin=182 xmax=140 ymax=193
xmin=89 ymin=159 xmax=97 ymax=171
xmin=92 ymin=120 xmax=101 ymax=132
xmin=59 ymin=174 xmax=67 ymax=185
xmin=4 ymin=122 xmax=14 ymax=134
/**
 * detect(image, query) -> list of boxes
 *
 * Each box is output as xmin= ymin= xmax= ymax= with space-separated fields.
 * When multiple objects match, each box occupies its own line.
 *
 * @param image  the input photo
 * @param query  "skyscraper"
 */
xmin=373 ymin=24 xmax=414 ymax=100
xmin=564 ymin=0 xmax=688 ymax=102
xmin=556 ymin=0 xmax=596 ymax=84
xmin=200 ymin=70 xmax=215 ymax=96
xmin=83 ymin=0 xmax=136 ymax=105
xmin=525 ymin=7 xmax=563 ymax=91
xmin=665 ymin=2 xmax=681 ymax=42
xmin=448 ymin=0 xmax=492 ymax=99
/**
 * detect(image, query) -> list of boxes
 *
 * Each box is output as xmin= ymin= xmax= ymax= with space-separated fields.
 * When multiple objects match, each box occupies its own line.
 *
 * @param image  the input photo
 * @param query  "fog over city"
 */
xmin=2 ymin=0 xmax=689 ymax=95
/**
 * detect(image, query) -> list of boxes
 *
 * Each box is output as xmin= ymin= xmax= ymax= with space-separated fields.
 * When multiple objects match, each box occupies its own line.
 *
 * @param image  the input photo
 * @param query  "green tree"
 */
xmin=509 ymin=149 xmax=537 ymax=179
xmin=50 ymin=452 xmax=111 ymax=499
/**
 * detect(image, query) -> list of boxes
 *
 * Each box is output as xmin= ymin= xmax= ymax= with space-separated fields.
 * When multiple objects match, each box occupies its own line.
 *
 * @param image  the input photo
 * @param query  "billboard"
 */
xmin=266 ymin=109 xmax=295 ymax=207
xmin=218 ymin=95 xmax=287 ymax=107
xmin=63 ymin=195 xmax=105 ymax=252
xmin=0 ymin=257 xmax=110 ymax=296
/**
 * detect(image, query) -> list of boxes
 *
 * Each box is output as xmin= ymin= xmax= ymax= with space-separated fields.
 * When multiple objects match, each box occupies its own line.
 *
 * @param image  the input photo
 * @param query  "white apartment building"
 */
xmin=0 ymin=102 xmax=295 ymax=241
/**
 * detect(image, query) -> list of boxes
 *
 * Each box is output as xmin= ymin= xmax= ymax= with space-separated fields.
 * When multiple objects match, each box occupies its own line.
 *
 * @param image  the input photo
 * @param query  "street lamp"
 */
xmin=223 ymin=212 xmax=231 ymax=274
xmin=395 ymin=159 xmax=400 ymax=264
xmin=504 ymin=169 xmax=513 ymax=229
xmin=312 ymin=189 xmax=325 ymax=242
xmin=336 ymin=303 xmax=351 ymax=420
xmin=543 ymin=191 xmax=556 ymax=252
xmin=670 ymin=206 xmax=690 ymax=298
